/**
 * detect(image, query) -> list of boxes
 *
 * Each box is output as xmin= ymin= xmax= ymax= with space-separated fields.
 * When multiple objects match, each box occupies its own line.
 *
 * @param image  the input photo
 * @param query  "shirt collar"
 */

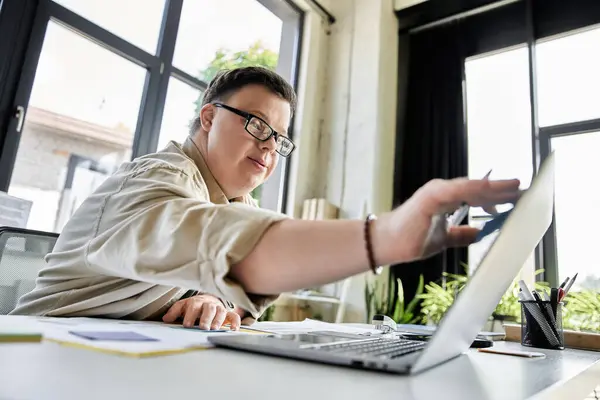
xmin=181 ymin=137 xmax=254 ymax=205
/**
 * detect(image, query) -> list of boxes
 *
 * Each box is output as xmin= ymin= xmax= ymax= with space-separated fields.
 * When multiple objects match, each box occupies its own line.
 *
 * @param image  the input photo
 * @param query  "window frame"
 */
xmin=538 ymin=118 xmax=600 ymax=286
xmin=0 ymin=0 xmax=303 ymax=214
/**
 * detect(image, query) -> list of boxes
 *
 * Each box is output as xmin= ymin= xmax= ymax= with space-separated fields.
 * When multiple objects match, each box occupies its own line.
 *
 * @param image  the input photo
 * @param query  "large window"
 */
xmin=465 ymin=24 xmax=600 ymax=288
xmin=0 ymin=0 xmax=303 ymax=232
xmin=465 ymin=46 xmax=535 ymax=276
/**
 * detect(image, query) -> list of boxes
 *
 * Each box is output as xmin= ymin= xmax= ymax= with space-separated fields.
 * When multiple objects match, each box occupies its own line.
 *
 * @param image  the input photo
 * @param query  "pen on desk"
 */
xmin=479 ymin=348 xmax=547 ymax=358
xmin=478 ymin=348 xmax=546 ymax=358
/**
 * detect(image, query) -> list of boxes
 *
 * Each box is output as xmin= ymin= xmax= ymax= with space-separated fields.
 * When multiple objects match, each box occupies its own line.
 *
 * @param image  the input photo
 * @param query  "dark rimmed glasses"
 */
xmin=212 ymin=102 xmax=296 ymax=157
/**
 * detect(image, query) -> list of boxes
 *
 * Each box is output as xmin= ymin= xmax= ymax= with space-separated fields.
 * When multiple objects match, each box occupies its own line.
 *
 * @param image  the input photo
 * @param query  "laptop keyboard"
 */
xmin=315 ymin=337 xmax=426 ymax=359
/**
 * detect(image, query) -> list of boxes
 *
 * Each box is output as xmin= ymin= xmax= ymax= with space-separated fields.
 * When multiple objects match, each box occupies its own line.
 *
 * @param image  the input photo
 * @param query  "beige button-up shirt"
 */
xmin=10 ymin=138 xmax=288 ymax=320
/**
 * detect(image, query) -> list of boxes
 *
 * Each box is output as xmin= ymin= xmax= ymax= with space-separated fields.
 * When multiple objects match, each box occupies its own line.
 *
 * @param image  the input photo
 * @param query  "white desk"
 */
xmin=1 ymin=332 xmax=599 ymax=400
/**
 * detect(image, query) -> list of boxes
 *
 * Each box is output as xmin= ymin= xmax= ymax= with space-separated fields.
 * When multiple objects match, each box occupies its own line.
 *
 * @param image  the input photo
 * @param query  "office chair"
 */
xmin=0 ymin=227 xmax=58 ymax=315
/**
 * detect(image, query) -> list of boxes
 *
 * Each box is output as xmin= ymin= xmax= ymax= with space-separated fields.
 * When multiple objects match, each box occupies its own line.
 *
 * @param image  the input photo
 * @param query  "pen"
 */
xmin=562 ymin=273 xmax=578 ymax=299
xmin=478 ymin=348 xmax=546 ymax=358
xmin=559 ymin=276 xmax=570 ymax=289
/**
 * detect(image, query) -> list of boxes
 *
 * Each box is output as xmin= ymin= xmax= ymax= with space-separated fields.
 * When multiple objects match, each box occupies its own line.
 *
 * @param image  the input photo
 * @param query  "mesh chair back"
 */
xmin=0 ymin=227 xmax=58 ymax=314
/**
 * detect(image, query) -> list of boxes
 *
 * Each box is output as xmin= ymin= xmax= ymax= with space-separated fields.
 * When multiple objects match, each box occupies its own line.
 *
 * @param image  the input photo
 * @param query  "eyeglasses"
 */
xmin=212 ymin=103 xmax=296 ymax=157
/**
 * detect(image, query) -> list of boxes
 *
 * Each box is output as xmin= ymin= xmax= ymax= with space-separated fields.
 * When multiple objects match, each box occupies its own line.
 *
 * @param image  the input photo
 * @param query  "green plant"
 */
xmin=417 ymin=267 xmax=469 ymax=325
xmin=418 ymin=266 xmax=548 ymax=325
xmin=563 ymin=290 xmax=600 ymax=332
xmin=365 ymin=274 xmax=424 ymax=324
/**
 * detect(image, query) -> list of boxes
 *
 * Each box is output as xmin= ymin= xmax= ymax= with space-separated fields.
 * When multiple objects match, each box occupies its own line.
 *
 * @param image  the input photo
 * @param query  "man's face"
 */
xmin=198 ymin=84 xmax=292 ymax=199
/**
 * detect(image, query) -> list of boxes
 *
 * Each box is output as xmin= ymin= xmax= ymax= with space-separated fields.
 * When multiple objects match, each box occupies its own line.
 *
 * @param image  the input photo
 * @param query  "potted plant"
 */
xmin=364 ymin=273 xmax=424 ymax=324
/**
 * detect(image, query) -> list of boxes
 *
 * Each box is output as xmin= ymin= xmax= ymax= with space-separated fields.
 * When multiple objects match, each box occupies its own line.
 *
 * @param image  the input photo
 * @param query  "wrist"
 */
xmin=369 ymin=212 xmax=398 ymax=266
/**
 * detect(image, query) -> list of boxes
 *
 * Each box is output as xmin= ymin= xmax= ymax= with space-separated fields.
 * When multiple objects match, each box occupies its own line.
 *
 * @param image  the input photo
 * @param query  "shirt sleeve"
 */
xmin=84 ymin=166 xmax=289 ymax=318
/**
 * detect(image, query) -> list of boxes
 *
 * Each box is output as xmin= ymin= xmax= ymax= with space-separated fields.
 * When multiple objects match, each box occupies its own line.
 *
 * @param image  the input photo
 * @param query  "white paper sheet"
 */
xmin=1 ymin=315 xmax=243 ymax=357
xmin=42 ymin=322 xmax=232 ymax=356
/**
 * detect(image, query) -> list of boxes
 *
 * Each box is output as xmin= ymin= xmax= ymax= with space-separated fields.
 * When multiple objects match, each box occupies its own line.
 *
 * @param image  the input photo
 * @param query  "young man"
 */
xmin=11 ymin=67 xmax=520 ymax=330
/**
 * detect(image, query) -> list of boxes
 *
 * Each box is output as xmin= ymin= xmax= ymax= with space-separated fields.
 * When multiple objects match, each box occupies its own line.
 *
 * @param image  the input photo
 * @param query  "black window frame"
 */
xmin=0 ymin=0 xmax=303 ymax=214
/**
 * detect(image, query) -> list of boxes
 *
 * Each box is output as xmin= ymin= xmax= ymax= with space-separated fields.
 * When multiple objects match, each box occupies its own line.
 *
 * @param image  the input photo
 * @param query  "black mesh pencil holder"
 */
xmin=520 ymin=300 xmax=564 ymax=350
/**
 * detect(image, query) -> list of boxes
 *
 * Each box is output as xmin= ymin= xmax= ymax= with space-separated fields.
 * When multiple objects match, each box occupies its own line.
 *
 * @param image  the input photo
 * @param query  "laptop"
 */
xmin=209 ymin=152 xmax=555 ymax=375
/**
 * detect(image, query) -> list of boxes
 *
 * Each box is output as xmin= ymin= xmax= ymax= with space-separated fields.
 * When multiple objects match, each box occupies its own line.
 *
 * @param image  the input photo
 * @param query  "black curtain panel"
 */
xmin=390 ymin=21 xmax=468 ymax=312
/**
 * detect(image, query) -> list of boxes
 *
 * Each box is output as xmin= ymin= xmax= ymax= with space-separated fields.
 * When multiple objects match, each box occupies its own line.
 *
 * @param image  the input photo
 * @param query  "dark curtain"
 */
xmin=390 ymin=21 xmax=468 ymax=312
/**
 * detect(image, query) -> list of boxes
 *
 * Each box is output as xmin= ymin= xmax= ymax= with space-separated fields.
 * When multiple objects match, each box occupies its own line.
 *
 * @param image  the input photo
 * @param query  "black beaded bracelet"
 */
xmin=364 ymin=213 xmax=382 ymax=275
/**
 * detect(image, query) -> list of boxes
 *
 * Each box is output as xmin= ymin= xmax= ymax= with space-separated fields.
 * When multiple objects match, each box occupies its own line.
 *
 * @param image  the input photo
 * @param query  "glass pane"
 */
xmin=537 ymin=26 xmax=600 ymax=127
xmin=53 ymin=0 xmax=165 ymax=54
xmin=552 ymin=132 xmax=600 ymax=292
xmin=7 ymin=22 xmax=145 ymax=232
xmin=173 ymin=0 xmax=282 ymax=80
xmin=465 ymin=46 xmax=533 ymax=218
xmin=158 ymin=77 xmax=203 ymax=150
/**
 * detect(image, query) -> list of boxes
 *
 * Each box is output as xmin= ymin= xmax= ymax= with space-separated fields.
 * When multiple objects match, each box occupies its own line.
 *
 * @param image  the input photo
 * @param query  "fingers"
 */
xmin=162 ymin=300 xmax=185 ymax=323
xmin=446 ymin=226 xmax=480 ymax=248
xmin=164 ymin=296 xmax=236 ymax=330
xmin=421 ymin=178 xmax=521 ymax=215
xmin=210 ymin=307 xmax=228 ymax=330
xmin=197 ymin=303 xmax=218 ymax=330
xmin=182 ymin=301 xmax=205 ymax=328
xmin=226 ymin=311 xmax=242 ymax=331
xmin=455 ymin=179 xmax=520 ymax=208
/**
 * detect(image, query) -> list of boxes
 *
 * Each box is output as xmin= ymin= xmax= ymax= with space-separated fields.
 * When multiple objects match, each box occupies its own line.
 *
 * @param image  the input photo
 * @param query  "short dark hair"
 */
xmin=190 ymin=66 xmax=297 ymax=135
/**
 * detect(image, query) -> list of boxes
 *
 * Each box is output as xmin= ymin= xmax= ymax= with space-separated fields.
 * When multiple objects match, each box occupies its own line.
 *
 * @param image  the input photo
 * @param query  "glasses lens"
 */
xmin=277 ymin=136 xmax=295 ymax=157
xmin=247 ymin=116 xmax=271 ymax=140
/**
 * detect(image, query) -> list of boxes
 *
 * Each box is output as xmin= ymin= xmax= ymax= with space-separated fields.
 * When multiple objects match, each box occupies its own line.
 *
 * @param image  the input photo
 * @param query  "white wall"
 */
xmin=288 ymin=0 xmax=400 ymax=322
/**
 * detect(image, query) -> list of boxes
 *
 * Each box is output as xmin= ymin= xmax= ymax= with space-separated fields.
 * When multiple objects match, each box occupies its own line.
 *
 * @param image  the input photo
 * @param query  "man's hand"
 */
xmin=162 ymin=294 xmax=241 ymax=330
xmin=373 ymin=177 xmax=521 ymax=263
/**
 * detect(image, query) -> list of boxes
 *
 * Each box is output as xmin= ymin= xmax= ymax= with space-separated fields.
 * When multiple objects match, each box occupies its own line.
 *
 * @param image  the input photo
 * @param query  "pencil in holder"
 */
xmin=520 ymin=300 xmax=564 ymax=350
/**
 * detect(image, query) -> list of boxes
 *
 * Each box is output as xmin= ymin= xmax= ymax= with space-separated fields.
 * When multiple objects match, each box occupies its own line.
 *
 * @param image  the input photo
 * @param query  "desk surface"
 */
xmin=1 ymin=330 xmax=599 ymax=400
